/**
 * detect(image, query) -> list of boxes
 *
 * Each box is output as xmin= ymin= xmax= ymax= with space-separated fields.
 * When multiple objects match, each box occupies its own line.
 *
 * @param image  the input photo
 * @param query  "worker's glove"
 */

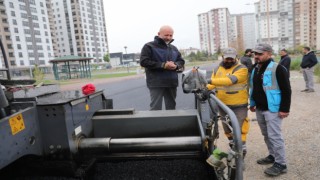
xmin=196 ymin=88 xmax=213 ymax=101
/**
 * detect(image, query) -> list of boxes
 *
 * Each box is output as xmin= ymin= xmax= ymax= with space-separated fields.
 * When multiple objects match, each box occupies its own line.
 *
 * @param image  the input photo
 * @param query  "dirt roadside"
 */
xmin=60 ymin=70 xmax=320 ymax=179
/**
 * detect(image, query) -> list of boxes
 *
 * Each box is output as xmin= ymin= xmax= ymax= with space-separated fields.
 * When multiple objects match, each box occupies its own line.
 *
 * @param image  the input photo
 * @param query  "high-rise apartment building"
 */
xmin=51 ymin=0 xmax=108 ymax=63
xmin=231 ymin=13 xmax=256 ymax=52
xmin=255 ymin=0 xmax=294 ymax=51
xmin=198 ymin=8 xmax=232 ymax=55
xmin=294 ymin=0 xmax=320 ymax=49
xmin=198 ymin=8 xmax=256 ymax=55
xmin=0 ymin=0 xmax=54 ymax=68
xmin=0 ymin=0 xmax=9 ymax=69
xmin=0 ymin=0 xmax=109 ymax=70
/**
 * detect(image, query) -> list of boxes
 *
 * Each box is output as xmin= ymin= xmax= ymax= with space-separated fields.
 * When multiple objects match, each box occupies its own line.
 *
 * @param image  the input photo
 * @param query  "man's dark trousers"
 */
xmin=149 ymin=87 xmax=177 ymax=110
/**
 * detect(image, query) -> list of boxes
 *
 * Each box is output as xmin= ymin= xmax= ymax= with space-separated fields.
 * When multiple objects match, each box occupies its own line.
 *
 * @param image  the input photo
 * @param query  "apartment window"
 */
xmin=11 ymin=11 xmax=15 ymax=17
xmin=16 ymin=36 xmax=20 ymax=41
xmin=19 ymin=5 xmax=26 ymax=11
xmin=19 ymin=52 xmax=23 ymax=57
xmin=32 ymin=15 xmax=38 ymax=20
xmin=29 ymin=0 xmax=35 ymax=5
xmin=34 ymin=30 xmax=40 ymax=35
xmin=30 ymin=7 xmax=37 ymax=13
xmin=17 ymin=44 xmax=21 ymax=49
xmin=33 ymin=23 xmax=39 ymax=28
xmin=2 ymin=19 xmax=8 ymax=23
xmin=9 ymin=52 xmax=14 ymax=57
xmin=41 ymin=9 xmax=45 ymax=15
xmin=40 ymin=2 xmax=44 ymax=7
xmin=20 ymin=60 xmax=24 ymax=65
xmin=12 ymin=19 xmax=17 ymax=25
xmin=22 ymin=21 xmax=29 ymax=26
xmin=24 ymin=29 xmax=31 ymax=34
xmin=44 ymin=24 xmax=47 ymax=29
xmin=28 ymin=52 xmax=34 ymax=57
xmin=21 ymin=13 xmax=27 ymax=19
xmin=9 ymin=2 xmax=14 ymax=8
xmin=10 ymin=61 xmax=16 ymax=66
xmin=42 ymin=17 xmax=46 ymax=22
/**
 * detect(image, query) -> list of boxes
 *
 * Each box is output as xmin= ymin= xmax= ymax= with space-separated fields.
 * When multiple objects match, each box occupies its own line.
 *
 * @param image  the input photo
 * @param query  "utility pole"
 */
xmin=266 ymin=0 xmax=270 ymax=44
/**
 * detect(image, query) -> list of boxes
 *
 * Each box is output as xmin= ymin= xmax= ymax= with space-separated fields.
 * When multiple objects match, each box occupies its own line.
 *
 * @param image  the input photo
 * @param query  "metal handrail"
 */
xmin=208 ymin=93 xmax=243 ymax=180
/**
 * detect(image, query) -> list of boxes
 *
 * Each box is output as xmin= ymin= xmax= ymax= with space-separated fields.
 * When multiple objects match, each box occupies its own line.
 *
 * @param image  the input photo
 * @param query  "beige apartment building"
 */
xmin=295 ymin=0 xmax=320 ymax=50
xmin=198 ymin=8 xmax=233 ymax=55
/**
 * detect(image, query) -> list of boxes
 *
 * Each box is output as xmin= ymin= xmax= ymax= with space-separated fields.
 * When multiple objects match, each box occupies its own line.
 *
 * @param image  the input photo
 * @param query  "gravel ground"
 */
xmin=243 ymin=71 xmax=320 ymax=180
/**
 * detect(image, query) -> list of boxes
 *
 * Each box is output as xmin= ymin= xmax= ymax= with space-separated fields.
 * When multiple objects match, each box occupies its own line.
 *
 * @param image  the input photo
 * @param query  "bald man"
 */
xmin=140 ymin=25 xmax=185 ymax=110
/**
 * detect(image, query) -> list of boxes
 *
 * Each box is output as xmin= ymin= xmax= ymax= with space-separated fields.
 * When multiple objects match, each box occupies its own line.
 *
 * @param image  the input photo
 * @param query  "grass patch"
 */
xmin=290 ymin=56 xmax=302 ymax=71
xmin=314 ymin=64 xmax=320 ymax=82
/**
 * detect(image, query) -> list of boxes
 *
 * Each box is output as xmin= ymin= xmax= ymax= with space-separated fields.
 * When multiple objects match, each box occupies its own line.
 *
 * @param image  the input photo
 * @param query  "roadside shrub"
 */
xmin=290 ymin=57 xmax=301 ymax=71
xmin=314 ymin=64 xmax=320 ymax=82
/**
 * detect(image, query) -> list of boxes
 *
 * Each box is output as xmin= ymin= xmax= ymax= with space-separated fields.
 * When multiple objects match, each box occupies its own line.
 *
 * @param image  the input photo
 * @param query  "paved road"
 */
xmin=95 ymin=64 xmax=215 ymax=111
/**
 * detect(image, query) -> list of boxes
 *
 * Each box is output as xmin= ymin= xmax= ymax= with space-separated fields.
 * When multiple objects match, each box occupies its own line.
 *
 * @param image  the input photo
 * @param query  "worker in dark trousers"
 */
xmin=279 ymin=49 xmax=291 ymax=78
xmin=300 ymin=46 xmax=318 ymax=93
xmin=140 ymin=25 xmax=185 ymax=110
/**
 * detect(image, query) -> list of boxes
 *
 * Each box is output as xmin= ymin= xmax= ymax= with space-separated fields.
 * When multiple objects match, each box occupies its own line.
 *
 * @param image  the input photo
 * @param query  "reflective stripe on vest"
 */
xmin=215 ymin=83 xmax=248 ymax=91
xmin=263 ymin=62 xmax=278 ymax=91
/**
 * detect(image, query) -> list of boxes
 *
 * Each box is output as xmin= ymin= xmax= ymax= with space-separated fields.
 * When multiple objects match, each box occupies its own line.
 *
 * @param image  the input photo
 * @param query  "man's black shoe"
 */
xmin=257 ymin=155 xmax=275 ymax=165
xmin=301 ymin=89 xmax=309 ymax=92
xmin=264 ymin=162 xmax=287 ymax=176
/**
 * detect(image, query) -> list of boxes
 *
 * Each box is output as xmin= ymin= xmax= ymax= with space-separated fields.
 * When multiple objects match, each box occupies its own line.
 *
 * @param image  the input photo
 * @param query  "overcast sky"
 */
xmin=103 ymin=0 xmax=257 ymax=54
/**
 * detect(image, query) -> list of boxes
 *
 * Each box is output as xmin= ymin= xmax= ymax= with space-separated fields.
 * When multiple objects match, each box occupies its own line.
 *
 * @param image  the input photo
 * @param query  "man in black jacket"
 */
xmin=300 ymin=47 xmax=318 ymax=93
xmin=140 ymin=25 xmax=185 ymax=110
xmin=240 ymin=49 xmax=254 ymax=74
xmin=250 ymin=43 xmax=291 ymax=177
xmin=279 ymin=49 xmax=291 ymax=78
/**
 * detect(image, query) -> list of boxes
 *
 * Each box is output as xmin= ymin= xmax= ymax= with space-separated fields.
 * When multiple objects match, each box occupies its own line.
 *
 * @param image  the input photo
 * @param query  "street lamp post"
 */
xmin=266 ymin=0 xmax=270 ymax=44
xmin=124 ymin=46 xmax=129 ymax=73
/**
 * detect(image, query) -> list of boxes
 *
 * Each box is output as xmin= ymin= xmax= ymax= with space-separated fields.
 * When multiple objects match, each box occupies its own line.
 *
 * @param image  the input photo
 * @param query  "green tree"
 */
xmin=104 ymin=53 xmax=110 ymax=62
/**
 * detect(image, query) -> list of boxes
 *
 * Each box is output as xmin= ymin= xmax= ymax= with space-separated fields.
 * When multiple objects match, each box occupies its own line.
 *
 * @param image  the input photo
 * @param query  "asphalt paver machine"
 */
xmin=0 ymin=39 xmax=243 ymax=180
